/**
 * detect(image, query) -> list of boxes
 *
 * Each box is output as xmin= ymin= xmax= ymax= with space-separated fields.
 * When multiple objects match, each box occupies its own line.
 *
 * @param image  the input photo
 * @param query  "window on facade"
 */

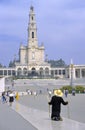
xmin=32 ymin=32 xmax=34 ymax=38
xmin=82 ymin=70 xmax=85 ymax=77
xmin=4 ymin=70 xmax=7 ymax=75
xmin=59 ymin=70 xmax=61 ymax=75
xmin=12 ymin=70 xmax=16 ymax=76
xmin=51 ymin=70 xmax=54 ymax=75
xmin=0 ymin=70 xmax=3 ymax=75
xmin=32 ymin=16 xmax=33 ymax=20
xmin=63 ymin=70 xmax=65 ymax=75
xmin=8 ymin=70 xmax=11 ymax=75
xmin=55 ymin=70 xmax=57 ymax=75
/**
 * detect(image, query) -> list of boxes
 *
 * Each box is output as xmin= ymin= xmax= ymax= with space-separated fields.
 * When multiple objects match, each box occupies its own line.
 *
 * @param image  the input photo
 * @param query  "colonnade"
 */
xmin=0 ymin=69 xmax=16 ymax=77
xmin=0 ymin=65 xmax=85 ymax=79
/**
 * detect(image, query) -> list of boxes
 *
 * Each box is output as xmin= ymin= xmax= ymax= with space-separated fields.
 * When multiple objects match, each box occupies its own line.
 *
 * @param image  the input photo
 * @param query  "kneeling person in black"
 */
xmin=48 ymin=89 xmax=68 ymax=121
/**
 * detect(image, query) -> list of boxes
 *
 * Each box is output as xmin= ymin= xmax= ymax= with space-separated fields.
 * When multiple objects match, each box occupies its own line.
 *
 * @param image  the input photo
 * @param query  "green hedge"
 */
xmin=60 ymin=86 xmax=72 ymax=93
xmin=75 ymin=86 xmax=85 ymax=93
xmin=60 ymin=85 xmax=85 ymax=93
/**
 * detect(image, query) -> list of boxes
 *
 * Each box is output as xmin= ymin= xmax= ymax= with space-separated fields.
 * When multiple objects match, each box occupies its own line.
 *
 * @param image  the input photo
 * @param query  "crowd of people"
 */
xmin=1 ymin=91 xmax=19 ymax=106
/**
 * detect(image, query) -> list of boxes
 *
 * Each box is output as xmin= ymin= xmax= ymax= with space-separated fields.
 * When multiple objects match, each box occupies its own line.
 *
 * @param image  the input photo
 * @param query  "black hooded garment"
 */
xmin=49 ymin=95 xmax=68 ymax=118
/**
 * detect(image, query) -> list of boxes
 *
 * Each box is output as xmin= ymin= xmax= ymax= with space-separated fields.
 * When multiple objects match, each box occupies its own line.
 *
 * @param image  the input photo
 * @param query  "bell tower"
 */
xmin=27 ymin=6 xmax=38 ymax=48
xmin=27 ymin=6 xmax=45 ymax=66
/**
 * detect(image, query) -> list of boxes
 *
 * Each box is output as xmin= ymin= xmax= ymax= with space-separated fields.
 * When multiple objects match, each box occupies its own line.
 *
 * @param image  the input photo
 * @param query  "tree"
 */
xmin=9 ymin=60 xmax=15 ymax=67
xmin=0 ymin=63 xmax=3 ymax=68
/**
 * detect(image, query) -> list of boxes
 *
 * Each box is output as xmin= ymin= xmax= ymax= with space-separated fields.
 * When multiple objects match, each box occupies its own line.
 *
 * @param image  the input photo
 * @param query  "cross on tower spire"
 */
xmin=31 ymin=0 xmax=33 ymax=6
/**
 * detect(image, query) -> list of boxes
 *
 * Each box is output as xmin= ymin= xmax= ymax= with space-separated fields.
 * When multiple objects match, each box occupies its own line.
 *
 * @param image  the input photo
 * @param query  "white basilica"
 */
xmin=15 ymin=6 xmax=51 ymax=77
xmin=0 ymin=6 xmax=85 ymax=79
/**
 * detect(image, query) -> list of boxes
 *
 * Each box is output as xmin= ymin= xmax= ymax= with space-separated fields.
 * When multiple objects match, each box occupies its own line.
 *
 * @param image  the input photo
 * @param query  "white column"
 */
xmin=11 ymin=70 xmax=12 ymax=76
xmin=80 ymin=69 xmax=82 ymax=78
xmin=69 ymin=68 xmax=71 ymax=79
xmin=57 ymin=70 xmax=59 ymax=75
xmin=73 ymin=68 xmax=76 ymax=79
xmin=16 ymin=70 xmax=17 ymax=76
xmin=65 ymin=69 xmax=68 ymax=78
xmin=61 ymin=69 xmax=62 ymax=75
xmin=7 ymin=70 xmax=8 ymax=76
xmin=2 ymin=70 xmax=4 ymax=76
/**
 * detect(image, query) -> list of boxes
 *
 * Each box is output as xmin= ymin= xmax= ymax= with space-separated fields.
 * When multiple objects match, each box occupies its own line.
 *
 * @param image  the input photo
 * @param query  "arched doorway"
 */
xmin=31 ymin=68 xmax=36 ymax=76
xmin=45 ymin=67 xmax=49 ymax=77
xmin=39 ymin=68 xmax=44 ymax=77
xmin=30 ymin=68 xmax=38 ymax=77
xmin=23 ymin=68 xmax=27 ymax=76
xmin=75 ymin=69 xmax=80 ymax=78
xmin=17 ymin=68 xmax=22 ymax=76
xmin=82 ymin=69 xmax=85 ymax=78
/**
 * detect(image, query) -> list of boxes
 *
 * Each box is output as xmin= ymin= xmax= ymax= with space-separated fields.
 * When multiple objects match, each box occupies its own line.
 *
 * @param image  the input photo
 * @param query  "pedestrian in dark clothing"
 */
xmin=9 ymin=91 xmax=14 ymax=106
xmin=2 ymin=92 xmax=7 ymax=103
xmin=65 ymin=89 xmax=68 ymax=97
xmin=48 ymin=89 xmax=68 ymax=121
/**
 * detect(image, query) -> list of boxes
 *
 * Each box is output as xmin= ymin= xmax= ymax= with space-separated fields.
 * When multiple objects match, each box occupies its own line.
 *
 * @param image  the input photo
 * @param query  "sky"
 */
xmin=0 ymin=0 xmax=85 ymax=66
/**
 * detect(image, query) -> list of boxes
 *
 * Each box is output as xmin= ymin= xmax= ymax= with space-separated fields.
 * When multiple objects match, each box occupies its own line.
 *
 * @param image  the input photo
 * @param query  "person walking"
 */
xmin=15 ymin=92 xmax=19 ymax=101
xmin=48 ymin=89 xmax=68 ymax=121
xmin=9 ymin=91 xmax=14 ymax=106
xmin=65 ymin=89 xmax=68 ymax=97
xmin=2 ymin=92 xmax=7 ymax=103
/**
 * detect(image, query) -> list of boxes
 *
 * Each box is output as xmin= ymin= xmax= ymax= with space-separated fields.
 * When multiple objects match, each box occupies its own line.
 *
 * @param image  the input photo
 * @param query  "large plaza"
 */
xmin=0 ymin=76 xmax=85 ymax=130
xmin=5 ymin=78 xmax=85 ymax=124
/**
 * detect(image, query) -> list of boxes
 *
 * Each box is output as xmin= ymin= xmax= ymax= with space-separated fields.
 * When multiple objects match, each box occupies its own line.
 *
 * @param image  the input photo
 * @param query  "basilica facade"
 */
xmin=0 ymin=6 xmax=85 ymax=79
xmin=14 ymin=6 xmax=51 ymax=77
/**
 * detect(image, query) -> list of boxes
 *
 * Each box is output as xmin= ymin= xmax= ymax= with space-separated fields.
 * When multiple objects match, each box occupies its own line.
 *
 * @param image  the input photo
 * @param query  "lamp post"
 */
xmin=14 ymin=54 xmax=16 ymax=67
xmin=70 ymin=63 xmax=74 ymax=87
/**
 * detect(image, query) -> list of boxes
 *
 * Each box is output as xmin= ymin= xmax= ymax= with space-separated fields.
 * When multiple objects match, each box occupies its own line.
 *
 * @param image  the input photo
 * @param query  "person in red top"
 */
xmin=48 ymin=89 xmax=68 ymax=121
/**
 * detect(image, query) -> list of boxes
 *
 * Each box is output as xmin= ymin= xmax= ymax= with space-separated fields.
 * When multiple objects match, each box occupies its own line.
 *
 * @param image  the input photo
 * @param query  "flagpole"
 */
xmin=70 ymin=59 xmax=74 ymax=87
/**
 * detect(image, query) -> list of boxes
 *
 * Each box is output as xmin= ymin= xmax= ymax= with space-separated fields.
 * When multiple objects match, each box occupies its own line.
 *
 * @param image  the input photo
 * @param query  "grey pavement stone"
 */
xmin=0 ymin=103 xmax=37 ymax=130
xmin=4 ymin=78 xmax=85 ymax=130
xmin=12 ymin=101 xmax=85 ymax=130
